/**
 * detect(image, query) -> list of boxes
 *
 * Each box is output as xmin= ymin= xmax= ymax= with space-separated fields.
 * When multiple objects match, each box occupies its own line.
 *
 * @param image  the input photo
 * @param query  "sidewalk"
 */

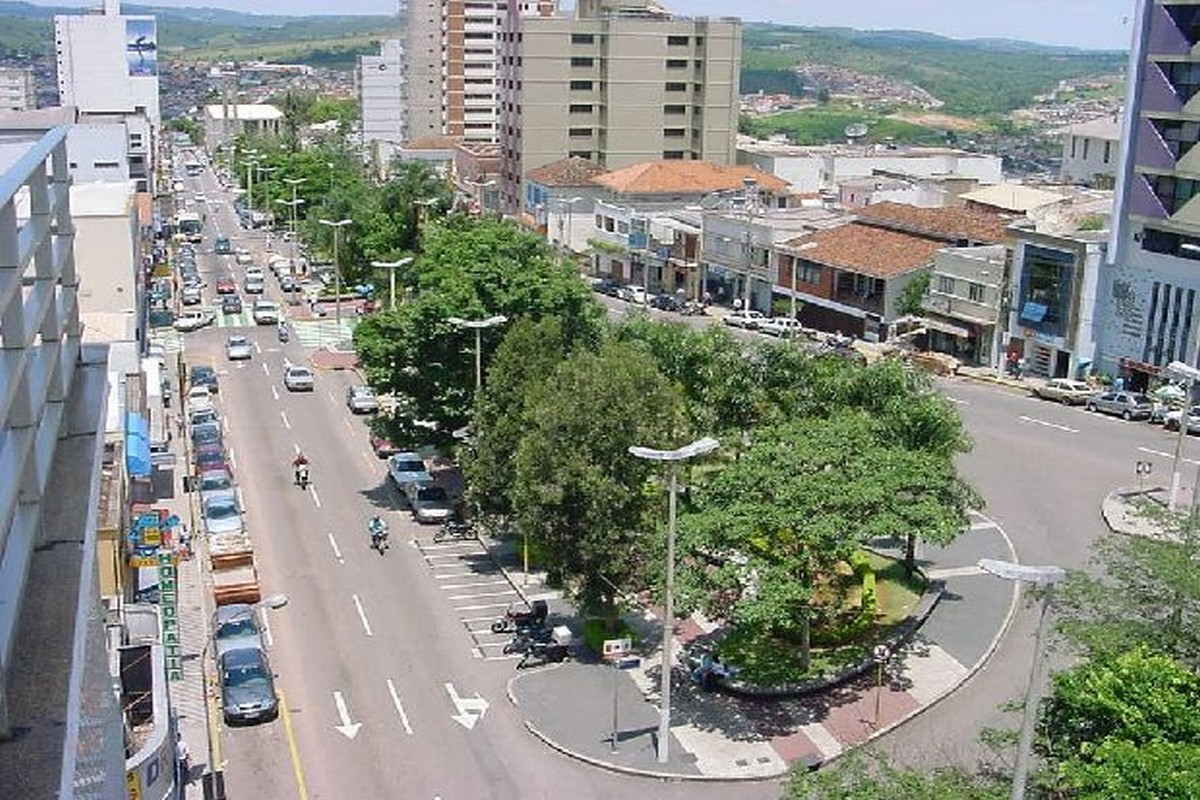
xmin=495 ymin=513 xmax=1020 ymax=780
xmin=1101 ymin=485 xmax=1189 ymax=542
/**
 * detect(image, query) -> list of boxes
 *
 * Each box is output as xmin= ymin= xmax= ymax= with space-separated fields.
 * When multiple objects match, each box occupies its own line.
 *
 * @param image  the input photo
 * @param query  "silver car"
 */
xmin=284 ymin=365 xmax=315 ymax=392
xmin=214 ymin=604 xmax=263 ymax=658
xmin=220 ymin=647 xmax=278 ymax=725
xmin=407 ymin=482 xmax=454 ymax=524
xmin=346 ymin=385 xmax=380 ymax=414
xmin=1085 ymin=391 xmax=1153 ymax=421
xmin=202 ymin=494 xmax=243 ymax=536
xmin=226 ymin=335 xmax=253 ymax=361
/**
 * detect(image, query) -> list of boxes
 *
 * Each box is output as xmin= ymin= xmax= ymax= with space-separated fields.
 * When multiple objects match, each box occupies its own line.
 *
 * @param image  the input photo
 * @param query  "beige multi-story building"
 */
xmin=498 ymin=0 xmax=741 ymax=212
xmin=0 ymin=67 xmax=35 ymax=112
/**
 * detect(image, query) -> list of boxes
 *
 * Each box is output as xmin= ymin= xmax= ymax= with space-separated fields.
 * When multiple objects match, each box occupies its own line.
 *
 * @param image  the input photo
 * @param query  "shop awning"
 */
xmin=125 ymin=412 xmax=151 ymax=478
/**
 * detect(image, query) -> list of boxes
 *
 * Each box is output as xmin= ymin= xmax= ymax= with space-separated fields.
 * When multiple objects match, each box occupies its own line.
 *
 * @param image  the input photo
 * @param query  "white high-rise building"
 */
xmin=54 ymin=0 xmax=161 ymax=126
xmin=360 ymin=38 xmax=406 ymax=162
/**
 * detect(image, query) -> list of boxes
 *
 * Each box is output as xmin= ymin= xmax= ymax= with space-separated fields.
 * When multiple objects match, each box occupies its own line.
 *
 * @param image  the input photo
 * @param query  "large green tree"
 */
xmin=787 ymin=749 xmax=1006 ymax=800
xmin=510 ymin=341 xmax=685 ymax=616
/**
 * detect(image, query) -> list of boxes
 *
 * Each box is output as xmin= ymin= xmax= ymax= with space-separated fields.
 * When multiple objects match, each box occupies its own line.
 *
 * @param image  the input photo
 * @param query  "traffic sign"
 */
xmin=616 ymin=656 xmax=641 ymax=670
xmin=603 ymin=638 xmax=632 ymax=659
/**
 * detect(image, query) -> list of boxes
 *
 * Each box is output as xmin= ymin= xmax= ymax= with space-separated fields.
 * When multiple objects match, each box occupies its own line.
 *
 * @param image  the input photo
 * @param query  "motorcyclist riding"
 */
xmin=368 ymin=515 xmax=389 ymax=550
xmin=292 ymin=452 xmax=310 ymax=487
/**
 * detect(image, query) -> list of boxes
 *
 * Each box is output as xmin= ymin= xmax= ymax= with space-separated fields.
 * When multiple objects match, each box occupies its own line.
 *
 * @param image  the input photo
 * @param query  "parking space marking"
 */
xmin=262 ymin=608 xmax=274 ymax=647
xmin=1137 ymin=446 xmax=1200 ymax=466
xmin=439 ymin=579 xmax=511 ymax=591
xmin=229 ymin=447 xmax=238 ymax=470
xmin=434 ymin=570 xmax=500 ymax=580
xmin=447 ymin=590 xmax=519 ymax=602
xmin=453 ymin=602 xmax=513 ymax=612
xmin=262 ymin=362 xmax=270 ymax=376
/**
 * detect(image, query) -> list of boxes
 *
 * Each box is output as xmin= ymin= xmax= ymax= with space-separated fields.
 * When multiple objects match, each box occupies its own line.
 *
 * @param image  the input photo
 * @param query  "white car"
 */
xmin=284 ymin=365 xmax=315 ymax=392
xmin=173 ymin=310 xmax=215 ymax=332
xmin=722 ymin=309 xmax=765 ymax=330
xmin=618 ymin=285 xmax=647 ymax=304
xmin=245 ymin=266 xmax=265 ymax=282
xmin=252 ymin=301 xmax=280 ymax=325
xmin=186 ymin=385 xmax=213 ymax=415
xmin=236 ymin=253 xmax=254 ymax=266
xmin=759 ymin=317 xmax=804 ymax=338
xmin=194 ymin=193 xmax=206 ymax=204
xmin=180 ymin=285 xmax=203 ymax=306
xmin=226 ymin=335 xmax=253 ymax=361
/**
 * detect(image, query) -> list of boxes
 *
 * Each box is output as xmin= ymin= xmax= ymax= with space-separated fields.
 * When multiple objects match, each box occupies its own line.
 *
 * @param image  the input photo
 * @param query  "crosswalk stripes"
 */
xmin=292 ymin=317 xmax=358 ymax=349
xmin=149 ymin=328 xmax=184 ymax=354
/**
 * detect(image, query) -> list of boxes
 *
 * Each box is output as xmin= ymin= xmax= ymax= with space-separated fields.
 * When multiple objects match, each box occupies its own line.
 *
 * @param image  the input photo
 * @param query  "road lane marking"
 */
xmin=1017 ymin=415 xmax=1078 ymax=434
xmin=387 ymin=679 xmax=415 ymax=735
xmin=1137 ymin=446 xmax=1200 ymax=466
xmin=969 ymin=520 xmax=998 ymax=531
xmin=327 ymin=389 xmax=337 ymax=404
xmin=343 ymin=418 xmax=354 ymax=433
xmin=236 ymin=487 xmax=246 ymax=513
xmin=333 ymin=691 xmax=363 ymax=739
xmin=946 ymin=397 xmax=969 ymax=405
xmin=309 ymin=485 xmax=321 ymax=508
xmin=277 ymin=689 xmax=311 ymax=800
xmin=352 ymin=594 xmax=374 ymax=636
xmin=434 ymin=571 xmax=500 ymax=580
xmin=262 ymin=362 xmax=270 ymax=376
xmin=281 ymin=410 xmax=292 ymax=429
xmin=271 ymin=385 xmax=279 ymax=401
xmin=293 ymin=443 xmax=301 ymax=454
xmin=328 ymin=532 xmax=344 ymax=563
xmin=255 ymin=340 xmax=262 ymax=354
xmin=228 ymin=447 xmax=238 ymax=470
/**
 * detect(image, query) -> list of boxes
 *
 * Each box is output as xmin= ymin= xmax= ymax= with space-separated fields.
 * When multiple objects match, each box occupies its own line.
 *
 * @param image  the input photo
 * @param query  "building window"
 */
xmin=1103 ymin=140 xmax=1112 ymax=164
xmin=571 ymin=57 xmax=594 ymax=67
xmin=665 ymin=82 xmax=687 ymax=92
xmin=617 ymin=221 xmax=629 ymax=234
xmin=1165 ymin=60 xmax=1200 ymax=105
xmin=664 ymin=128 xmax=685 ymax=138
xmin=569 ymin=80 xmax=593 ymax=91
xmin=664 ymin=104 xmax=686 ymax=115
xmin=1149 ymin=174 xmax=1200 ymax=215
xmin=569 ymin=127 xmax=592 ymax=137
xmin=798 ymin=262 xmax=821 ymax=284
xmin=666 ymin=58 xmax=688 ymax=68
xmin=571 ymin=33 xmax=595 ymax=44
xmin=1082 ymin=138 xmax=1090 ymax=159
xmin=667 ymin=35 xmax=689 ymax=46
xmin=1152 ymin=118 xmax=1200 ymax=159
xmin=1070 ymin=137 xmax=1077 ymax=158
xmin=968 ymin=282 xmax=985 ymax=303
xmin=1017 ymin=245 xmax=1074 ymax=338
xmin=937 ymin=276 xmax=955 ymax=294
xmin=569 ymin=104 xmax=594 ymax=113
xmin=663 ymin=150 xmax=685 ymax=160
xmin=569 ymin=150 xmax=592 ymax=159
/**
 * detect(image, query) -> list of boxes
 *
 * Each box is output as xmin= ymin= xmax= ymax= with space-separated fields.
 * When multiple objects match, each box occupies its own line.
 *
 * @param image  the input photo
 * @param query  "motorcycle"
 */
xmin=491 ymin=599 xmax=548 ymax=634
xmin=278 ymin=322 xmax=290 ymax=342
xmin=434 ymin=519 xmax=475 ymax=543
xmin=368 ymin=518 xmax=389 ymax=554
xmin=294 ymin=464 xmax=310 ymax=489
xmin=502 ymin=626 xmax=556 ymax=655
xmin=516 ymin=639 xmax=570 ymax=669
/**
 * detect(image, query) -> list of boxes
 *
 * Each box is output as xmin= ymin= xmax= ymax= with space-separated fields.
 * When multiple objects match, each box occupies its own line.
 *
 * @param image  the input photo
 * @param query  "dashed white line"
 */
xmin=1137 ymin=446 xmax=1200 ymax=466
xmin=271 ymin=385 xmax=279 ymax=401
xmin=281 ymin=410 xmax=292 ymax=429
xmin=386 ymin=679 xmax=415 ymax=735
xmin=352 ymin=594 xmax=374 ymax=637
xmin=1017 ymin=415 xmax=1078 ymax=434
xmin=254 ymin=341 xmax=262 ymax=355
xmin=262 ymin=362 xmax=270 ymax=376
xmin=293 ymin=443 xmax=301 ymax=454
xmin=309 ymin=485 xmax=322 ymax=508
xmin=328 ymin=532 xmax=344 ymax=563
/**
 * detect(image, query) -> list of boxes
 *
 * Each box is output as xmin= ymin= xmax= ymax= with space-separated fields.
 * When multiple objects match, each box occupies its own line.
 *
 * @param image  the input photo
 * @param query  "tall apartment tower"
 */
xmin=497 ymin=0 xmax=741 ymax=212
xmin=1102 ymin=1 xmax=1200 ymax=376
xmin=54 ymin=0 xmax=160 ymax=126
xmin=360 ymin=38 xmax=406 ymax=145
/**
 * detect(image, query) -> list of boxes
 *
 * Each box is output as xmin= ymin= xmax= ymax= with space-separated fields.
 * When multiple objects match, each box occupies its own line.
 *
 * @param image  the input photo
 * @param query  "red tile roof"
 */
xmin=854 ymin=201 xmax=1012 ymax=244
xmin=525 ymin=157 xmax=608 ymax=187
xmin=784 ymin=223 xmax=943 ymax=278
xmin=592 ymin=160 xmax=789 ymax=195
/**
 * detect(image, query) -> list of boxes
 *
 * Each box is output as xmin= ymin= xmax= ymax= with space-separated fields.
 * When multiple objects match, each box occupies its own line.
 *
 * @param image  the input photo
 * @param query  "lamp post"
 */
xmin=1166 ymin=360 xmax=1200 ymax=511
xmin=627 ymin=436 xmax=720 ymax=764
xmin=245 ymin=159 xmax=258 ymax=215
xmin=371 ymin=257 xmax=414 ymax=312
xmin=977 ymin=559 xmax=1066 ymax=800
xmin=318 ymin=218 xmax=353 ymax=332
xmin=447 ymin=315 xmax=508 ymax=393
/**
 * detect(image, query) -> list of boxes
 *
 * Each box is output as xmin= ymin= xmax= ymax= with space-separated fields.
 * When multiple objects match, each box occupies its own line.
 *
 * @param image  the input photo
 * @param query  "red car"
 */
xmin=370 ymin=435 xmax=401 ymax=459
xmin=215 ymin=277 xmax=237 ymax=295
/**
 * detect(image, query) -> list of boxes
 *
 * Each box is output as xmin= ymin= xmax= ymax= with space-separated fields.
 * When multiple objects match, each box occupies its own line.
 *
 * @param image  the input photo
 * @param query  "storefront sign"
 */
xmin=158 ymin=551 xmax=182 ymax=681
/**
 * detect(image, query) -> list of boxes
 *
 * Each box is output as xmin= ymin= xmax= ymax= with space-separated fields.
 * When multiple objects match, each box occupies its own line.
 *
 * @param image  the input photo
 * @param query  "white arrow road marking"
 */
xmin=328 ymin=532 xmax=344 ymax=563
xmin=1017 ymin=415 xmax=1078 ymax=434
xmin=309 ymin=485 xmax=321 ymax=508
xmin=271 ymin=385 xmax=279 ymax=401
xmin=332 ymin=691 xmax=362 ymax=739
xmin=281 ymin=410 xmax=292 ymax=429
xmin=1138 ymin=446 xmax=1200 ymax=466
xmin=352 ymin=594 xmax=374 ymax=636
xmin=444 ymin=683 xmax=488 ymax=730
xmin=387 ymin=679 xmax=414 ymax=735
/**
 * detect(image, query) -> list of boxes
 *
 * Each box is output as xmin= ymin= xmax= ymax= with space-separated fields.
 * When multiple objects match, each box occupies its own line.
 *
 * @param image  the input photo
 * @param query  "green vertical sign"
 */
xmin=158 ymin=552 xmax=183 ymax=681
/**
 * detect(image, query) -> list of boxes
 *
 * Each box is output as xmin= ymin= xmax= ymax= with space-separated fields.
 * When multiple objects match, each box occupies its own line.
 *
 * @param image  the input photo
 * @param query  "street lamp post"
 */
xmin=245 ymin=159 xmax=258 ymax=214
xmin=1166 ymin=360 xmax=1200 ymax=511
xmin=627 ymin=437 xmax=720 ymax=764
xmin=283 ymin=176 xmax=306 ymax=262
xmin=318 ymin=218 xmax=354 ymax=333
xmin=977 ymin=559 xmax=1066 ymax=800
xmin=447 ymin=315 xmax=508 ymax=392
xmin=371 ymin=257 xmax=414 ymax=312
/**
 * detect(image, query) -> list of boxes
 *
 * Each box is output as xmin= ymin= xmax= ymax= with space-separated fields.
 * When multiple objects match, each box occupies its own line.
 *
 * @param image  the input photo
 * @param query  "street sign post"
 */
xmin=603 ymin=638 xmax=633 ymax=752
xmin=872 ymin=644 xmax=891 ymax=726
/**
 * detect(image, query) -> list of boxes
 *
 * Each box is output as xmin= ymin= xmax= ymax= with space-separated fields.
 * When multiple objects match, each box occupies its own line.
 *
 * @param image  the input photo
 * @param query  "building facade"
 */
xmin=1061 ymin=116 xmax=1122 ymax=187
xmin=359 ymin=38 xmax=406 ymax=151
xmin=0 ymin=67 xmax=36 ymax=112
xmin=499 ymin=0 xmax=741 ymax=212
xmin=1101 ymin=1 xmax=1200 ymax=382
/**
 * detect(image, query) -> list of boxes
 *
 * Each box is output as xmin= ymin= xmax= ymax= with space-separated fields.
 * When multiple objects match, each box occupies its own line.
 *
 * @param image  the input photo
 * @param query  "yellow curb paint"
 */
xmin=278 ymin=689 xmax=310 ymax=800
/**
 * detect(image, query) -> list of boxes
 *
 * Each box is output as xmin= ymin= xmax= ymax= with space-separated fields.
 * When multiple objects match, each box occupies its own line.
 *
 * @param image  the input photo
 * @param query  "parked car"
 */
xmin=226 ymin=335 xmax=252 ymax=360
xmin=407 ymin=482 xmax=454 ymax=524
xmin=649 ymin=293 xmax=684 ymax=312
xmin=283 ymin=365 xmax=315 ymax=392
xmin=592 ymin=278 xmax=621 ymax=297
xmin=387 ymin=452 xmax=433 ymax=500
xmin=174 ymin=310 xmax=215 ymax=332
xmin=202 ymin=493 xmax=243 ymax=536
xmin=1086 ymin=391 xmax=1154 ymax=421
xmin=346 ymin=385 xmax=380 ymax=414
xmin=370 ymin=435 xmax=401 ymax=459
xmin=1164 ymin=404 xmax=1200 ymax=433
xmin=191 ymin=421 xmax=222 ymax=449
xmin=214 ymin=237 xmax=232 ymax=255
xmin=181 ymin=285 xmax=203 ymax=306
xmin=197 ymin=468 xmax=235 ymax=505
xmin=194 ymin=442 xmax=228 ymax=473
xmin=252 ymin=301 xmax=280 ymax=325
xmin=219 ymin=647 xmax=278 ymax=725
xmin=222 ymin=294 xmax=243 ymax=315
xmin=617 ymin=285 xmax=648 ymax=304
xmin=189 ymin=405 xmax=219 ymax=429
xmin=186 ymin=386 xmax=214 ymax=415
xmin=722 ymin=309 xmax=765 ymax=329
xmin=190 ymin=365 xmax=219 ymax=394
xmin=759 ymin=317 xmax=804 ymax=338
xmin=1031 ymin=378 xmax=1095 ymax=406
xmin=216 ymin=276 xmax=237 ymax=295
xmin=214 ymin=604 xmax=263 ymax=658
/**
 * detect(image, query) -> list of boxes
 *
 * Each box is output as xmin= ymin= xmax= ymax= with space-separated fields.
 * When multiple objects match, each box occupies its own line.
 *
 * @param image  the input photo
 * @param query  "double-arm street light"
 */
xmin=282 ymin=176 xmax=307 ymax=267
xmin=447 ymin=315 xmax=508 ymax=392
xmin=318 ymin=218 xmax=354 ymax=331
xmin=371 ymin=257 xmax=414 ymax=312
xmin=627 ymin=436 xmax=720 ymax=764
xmin=977 ymin=559 xmax=1066 ymax=800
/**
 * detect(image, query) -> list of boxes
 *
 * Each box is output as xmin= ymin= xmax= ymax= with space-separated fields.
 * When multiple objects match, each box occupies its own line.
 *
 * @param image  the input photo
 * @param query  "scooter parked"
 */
xmin=491 ymin=599 xmax=548 ymax=634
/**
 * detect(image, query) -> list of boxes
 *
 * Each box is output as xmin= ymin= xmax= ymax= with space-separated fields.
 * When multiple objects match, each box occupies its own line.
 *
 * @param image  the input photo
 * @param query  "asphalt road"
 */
xmin=175 ymin=163 xmax=779 ymax=800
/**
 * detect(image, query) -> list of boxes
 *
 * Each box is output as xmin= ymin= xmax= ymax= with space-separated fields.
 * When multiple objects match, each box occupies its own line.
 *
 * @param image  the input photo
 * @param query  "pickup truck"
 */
xmin=174 ymin=310 xmax=215 ymax=332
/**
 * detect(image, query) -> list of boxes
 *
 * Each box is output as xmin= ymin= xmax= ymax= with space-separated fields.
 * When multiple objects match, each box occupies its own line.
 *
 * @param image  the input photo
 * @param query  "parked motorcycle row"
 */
xmin=491 ymin=600 xmax=570 ymax=669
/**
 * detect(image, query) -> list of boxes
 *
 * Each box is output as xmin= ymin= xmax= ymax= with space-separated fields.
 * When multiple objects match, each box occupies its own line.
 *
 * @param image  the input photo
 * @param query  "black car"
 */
xmin=191 ymin=421 xmax=222 ymax=448
xmin=593 ymin=278 xmax=621 ymax=297
xmin=649 ymin=293 xmax=683 ymax=312
xmin=222 ymin=294 xmax=243 ymax=315
xmin=214 ymin=237 xmax=232 ymax=255
xmin=190 ymin=365 xmax=219 ymax=394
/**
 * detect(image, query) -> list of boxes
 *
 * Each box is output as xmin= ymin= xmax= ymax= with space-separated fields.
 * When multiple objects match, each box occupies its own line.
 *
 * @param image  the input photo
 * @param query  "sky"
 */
xmin=29 ymin=0 xmax=1136 ymax=51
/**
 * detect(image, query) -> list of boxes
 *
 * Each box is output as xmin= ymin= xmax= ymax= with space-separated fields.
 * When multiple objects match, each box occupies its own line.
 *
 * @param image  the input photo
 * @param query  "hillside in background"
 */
xmin=741 ymin=23 xmax=1127 ymax=117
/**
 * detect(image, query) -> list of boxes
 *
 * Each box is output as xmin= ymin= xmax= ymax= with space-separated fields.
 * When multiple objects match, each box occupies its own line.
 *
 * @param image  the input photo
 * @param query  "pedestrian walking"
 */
xmin=176 ymin=734 xmax=191 ymax=784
